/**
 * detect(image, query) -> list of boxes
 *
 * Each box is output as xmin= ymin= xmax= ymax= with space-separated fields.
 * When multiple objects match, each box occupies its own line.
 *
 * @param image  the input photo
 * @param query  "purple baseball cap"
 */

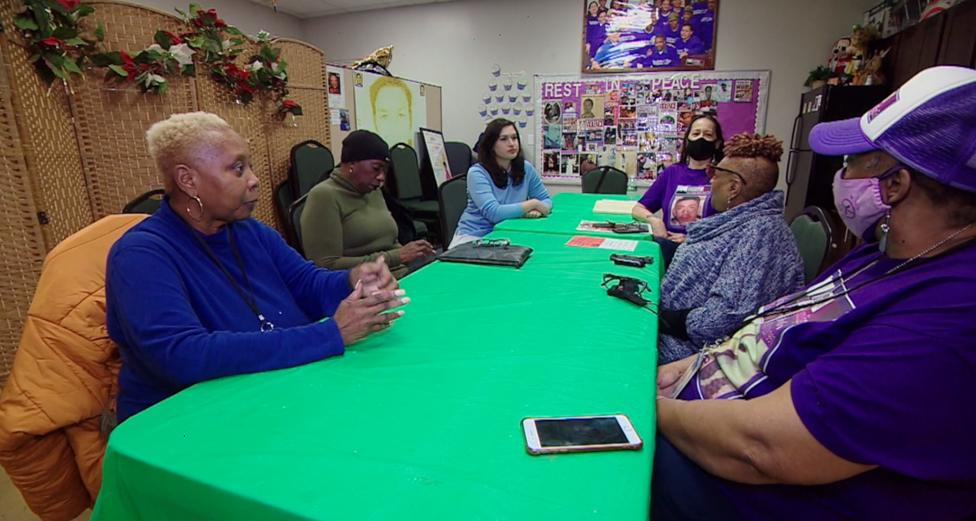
xmin=809 ymin=66 xmax=976 ymax=193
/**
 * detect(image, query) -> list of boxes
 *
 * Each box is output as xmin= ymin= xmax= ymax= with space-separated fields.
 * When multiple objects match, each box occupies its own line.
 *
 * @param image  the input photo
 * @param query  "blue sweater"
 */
xmin=454 ymin=161 xmax=552 ymax=238
xmin=658 ymin=191 xmax=805 ymax=363
xmin=107 ymin=200 xmax=352 ymax=421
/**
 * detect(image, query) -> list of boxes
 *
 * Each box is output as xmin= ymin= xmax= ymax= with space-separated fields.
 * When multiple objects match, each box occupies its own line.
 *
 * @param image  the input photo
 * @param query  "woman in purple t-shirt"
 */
xmin=632 ymin=114 xmax=724 ymax=243
xmin=651 ymin=66 xmax=976 ymax=521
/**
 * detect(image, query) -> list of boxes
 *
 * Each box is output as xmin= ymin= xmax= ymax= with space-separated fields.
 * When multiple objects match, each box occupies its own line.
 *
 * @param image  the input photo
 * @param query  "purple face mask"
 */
xmin=832 ymin=168 xmax=892 ymax=240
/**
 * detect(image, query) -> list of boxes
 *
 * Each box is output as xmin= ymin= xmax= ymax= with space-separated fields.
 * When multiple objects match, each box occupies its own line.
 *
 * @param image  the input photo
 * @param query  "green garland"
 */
xmin=13 ymin=2 xmax=301 ymax=116
xmin=13 ymin=0 xmax=101 ymax=84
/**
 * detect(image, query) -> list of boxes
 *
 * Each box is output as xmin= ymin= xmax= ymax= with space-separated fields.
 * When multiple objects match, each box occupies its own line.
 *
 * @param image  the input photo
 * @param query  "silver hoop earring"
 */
xmin=186 ymin=195 xmax=204 ymax=220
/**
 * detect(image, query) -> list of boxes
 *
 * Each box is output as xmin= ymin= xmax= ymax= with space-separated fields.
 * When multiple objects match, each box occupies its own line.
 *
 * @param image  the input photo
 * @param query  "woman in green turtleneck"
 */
xmin=301 ymin=130 xmax=435 ymax=278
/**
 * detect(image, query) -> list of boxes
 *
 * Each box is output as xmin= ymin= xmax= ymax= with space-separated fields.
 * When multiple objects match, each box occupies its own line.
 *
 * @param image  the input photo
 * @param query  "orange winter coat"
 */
xmin=0 ymin=214 xmax=146 ymax=521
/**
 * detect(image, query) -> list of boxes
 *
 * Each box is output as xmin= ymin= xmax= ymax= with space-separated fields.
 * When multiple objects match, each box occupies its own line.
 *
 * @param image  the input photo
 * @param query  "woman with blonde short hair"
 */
xmin=106 ymin=112 xmax=407 ymax=422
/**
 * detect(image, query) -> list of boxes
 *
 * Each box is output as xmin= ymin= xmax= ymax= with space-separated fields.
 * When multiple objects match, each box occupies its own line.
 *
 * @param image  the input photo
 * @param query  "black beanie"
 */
xmin=341 ymin=130 xmax=390 ymax=163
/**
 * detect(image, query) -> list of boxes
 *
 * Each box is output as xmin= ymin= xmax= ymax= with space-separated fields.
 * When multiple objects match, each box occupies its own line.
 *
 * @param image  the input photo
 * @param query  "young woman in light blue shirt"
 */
xmin=450 ymin=118 xmax=552 ymax=248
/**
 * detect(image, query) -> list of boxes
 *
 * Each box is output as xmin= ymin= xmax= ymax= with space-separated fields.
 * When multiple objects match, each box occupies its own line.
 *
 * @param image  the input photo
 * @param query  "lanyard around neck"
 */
xmin=190 ymin=225 xmax=275 ymax=332
xmin=746 ymin=234 xmax=976 ymax=325
xmin=744 ymin=257 xmax=882 ymax=324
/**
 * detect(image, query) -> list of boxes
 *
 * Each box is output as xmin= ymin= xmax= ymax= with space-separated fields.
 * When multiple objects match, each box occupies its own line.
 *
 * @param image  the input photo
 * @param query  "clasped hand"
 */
xmin=336 ymin=256 xmax=407 ymax=345
xmin=522 ymin=199 xmax=551 ymax=218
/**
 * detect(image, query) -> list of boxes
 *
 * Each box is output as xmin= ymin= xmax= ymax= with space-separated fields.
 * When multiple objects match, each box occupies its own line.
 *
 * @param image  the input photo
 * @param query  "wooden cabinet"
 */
xmin=889 ymin=12 xmax=946 ymax=87
xmin=876 ymin=0 xmax=976 ymax=89
xmin=937 ymin=0 xmax=976 ymax=67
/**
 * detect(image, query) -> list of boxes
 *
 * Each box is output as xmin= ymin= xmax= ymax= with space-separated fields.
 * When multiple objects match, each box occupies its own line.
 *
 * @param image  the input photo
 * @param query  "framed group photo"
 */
xmin=582 ymin=0 xmax=719 ymax=73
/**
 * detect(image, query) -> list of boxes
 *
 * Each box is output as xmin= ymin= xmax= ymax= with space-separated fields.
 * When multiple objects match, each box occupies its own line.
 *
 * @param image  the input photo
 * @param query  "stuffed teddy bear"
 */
xmin=853 ymin=49 xmax=889 ymax=86
xmin=844 ymin=25 xmax=880 ymax=82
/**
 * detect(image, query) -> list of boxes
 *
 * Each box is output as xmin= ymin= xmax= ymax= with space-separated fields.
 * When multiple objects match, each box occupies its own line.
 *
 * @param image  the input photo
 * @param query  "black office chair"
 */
xmin=472 ymin=132 xmax=484 ymax=155
xmin=789 ymin=206 xmax=834 ymax=283
xmin=438 ymin=175 xmax=468 ymax=249
xmin=274 ymin=181 xmax=298 ymax=248
xmin=445 ymin=141 xmax=474 ymax=179
xmin=122 ymin=189 xmax=165 ymax=214
xmin=581 ymin=166 xmax=629 ymax=194
xmin=382 ymin=186 xmax=428 ymax=245
xmin=289 ymin=140 xmax=334 ymax=199
xmin=390 ymin=143 xmax=440 ymax=221
xmin=289 ymin=194 xmax=309 ymax=257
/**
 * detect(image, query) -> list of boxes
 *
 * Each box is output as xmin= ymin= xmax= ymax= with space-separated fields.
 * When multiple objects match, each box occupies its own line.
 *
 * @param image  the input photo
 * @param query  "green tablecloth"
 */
xmin=93 ymin=231 xmax=661 ymax=521
xmin=494 ymin=193 xmax=649 ymax=241
xmin=547 ymin=192 xmax=636 ymax=211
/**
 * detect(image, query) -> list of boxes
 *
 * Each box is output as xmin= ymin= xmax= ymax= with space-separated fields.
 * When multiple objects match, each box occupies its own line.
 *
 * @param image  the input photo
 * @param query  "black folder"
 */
xmin=438 ymin=241 xmax=533 ymax=268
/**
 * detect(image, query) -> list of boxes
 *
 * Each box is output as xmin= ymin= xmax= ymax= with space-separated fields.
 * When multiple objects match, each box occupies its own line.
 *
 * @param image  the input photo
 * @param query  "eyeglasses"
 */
xmin=841 ymin=155 xmax=905 ymax=181
xmin=706 ymin=163 xmax=748 ymax=185
xmin=473 ymin=238 xmax=510 ymax=248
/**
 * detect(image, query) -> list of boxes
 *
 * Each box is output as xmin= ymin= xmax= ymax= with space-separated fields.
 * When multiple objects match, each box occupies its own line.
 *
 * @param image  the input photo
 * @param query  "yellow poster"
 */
xmin=355 ymin=73 xmax=427 ymax=148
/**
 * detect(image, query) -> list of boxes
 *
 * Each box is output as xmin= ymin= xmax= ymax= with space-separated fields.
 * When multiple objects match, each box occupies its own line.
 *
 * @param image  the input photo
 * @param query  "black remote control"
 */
xmin=610 ymin=253 xmax=654 ymax=268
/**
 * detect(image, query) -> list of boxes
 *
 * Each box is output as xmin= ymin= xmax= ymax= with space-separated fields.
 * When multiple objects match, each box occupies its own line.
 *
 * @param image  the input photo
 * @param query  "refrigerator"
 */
xmin=785 ymin=85 xmax=889 ymax=221
xmin=784 ymin=85 xmax=888 ymax=261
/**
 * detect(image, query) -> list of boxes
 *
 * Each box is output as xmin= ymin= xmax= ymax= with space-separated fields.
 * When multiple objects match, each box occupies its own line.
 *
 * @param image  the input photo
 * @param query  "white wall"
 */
xmin=125 ymin=0 xmax=306 ymax=40
xmin=302 ymin=0 xmax=876 ymax=187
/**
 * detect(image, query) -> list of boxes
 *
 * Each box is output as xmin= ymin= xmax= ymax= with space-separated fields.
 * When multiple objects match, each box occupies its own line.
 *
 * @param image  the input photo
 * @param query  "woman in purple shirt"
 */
xmin=586 ymin=0 xmax=599 ymax=18
xmin=652 ymin=66 xmax=976 ymax=521
xmin=632 ymin=114 xmax=724 ymax=242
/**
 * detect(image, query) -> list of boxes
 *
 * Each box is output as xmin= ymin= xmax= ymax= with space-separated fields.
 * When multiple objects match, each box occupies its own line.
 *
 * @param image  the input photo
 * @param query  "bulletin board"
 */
xmin=325 ymin=64 xmax=443 ymax=160
xmin=535 ymin=70 xmax=770 ymax=185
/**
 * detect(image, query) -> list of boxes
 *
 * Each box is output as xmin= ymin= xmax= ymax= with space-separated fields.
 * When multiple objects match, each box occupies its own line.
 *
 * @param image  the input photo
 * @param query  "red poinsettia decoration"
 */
xmin=224 ymin=63 xmax=250 ymax=82
xmin=191 ymin=7 xmax=227 ymax=29
xmin=159 ymin=31 xmax=183 ymax=45
xmin=119 ymin=50 xmax=139 ymax=77
xmin=19 ymin=1 xmax=302 ymax=116
xmin=237 ymin=83 xmax=257 ymax=96
xmin=55 ymin=0 xmax=81 ymax=10
xmin=40 ymin=37 xmax=63 ymax=49
xmin=209 ymin=62 xmax=259 ymax=103
xmin=278 ymin=98 xmax=303 ymax=117
xmin=14 ymin=0 xmax=99 ymax=85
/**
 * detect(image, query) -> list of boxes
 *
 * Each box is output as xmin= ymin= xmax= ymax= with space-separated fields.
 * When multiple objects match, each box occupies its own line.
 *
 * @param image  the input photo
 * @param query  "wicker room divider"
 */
xmin=0 ymin=0 xmax=331 ymax=385
xmin=0 ymin=35 xmax=48 ymax=388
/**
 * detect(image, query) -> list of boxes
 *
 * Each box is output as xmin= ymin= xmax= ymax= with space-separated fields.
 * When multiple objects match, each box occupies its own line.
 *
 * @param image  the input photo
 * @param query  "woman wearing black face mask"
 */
xmin=632 ymin=115 xmax=724 ymax=246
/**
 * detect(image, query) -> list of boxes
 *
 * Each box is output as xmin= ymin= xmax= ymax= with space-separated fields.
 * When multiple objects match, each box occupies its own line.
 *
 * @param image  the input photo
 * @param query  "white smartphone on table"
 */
xmin=522 ymin=414 xmax=643 ymax=455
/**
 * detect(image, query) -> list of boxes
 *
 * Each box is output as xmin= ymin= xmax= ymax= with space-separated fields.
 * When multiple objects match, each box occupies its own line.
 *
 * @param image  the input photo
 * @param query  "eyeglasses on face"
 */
xmin=841 ymin=154 xmax=905 ymax=181
xmin=706 ymin=163 xmax=748 ymax=185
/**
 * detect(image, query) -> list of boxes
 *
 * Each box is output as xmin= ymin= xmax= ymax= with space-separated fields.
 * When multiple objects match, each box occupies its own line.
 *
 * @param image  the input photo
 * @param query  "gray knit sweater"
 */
xmin=658 ymin=190 xmax=805 ymax=363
